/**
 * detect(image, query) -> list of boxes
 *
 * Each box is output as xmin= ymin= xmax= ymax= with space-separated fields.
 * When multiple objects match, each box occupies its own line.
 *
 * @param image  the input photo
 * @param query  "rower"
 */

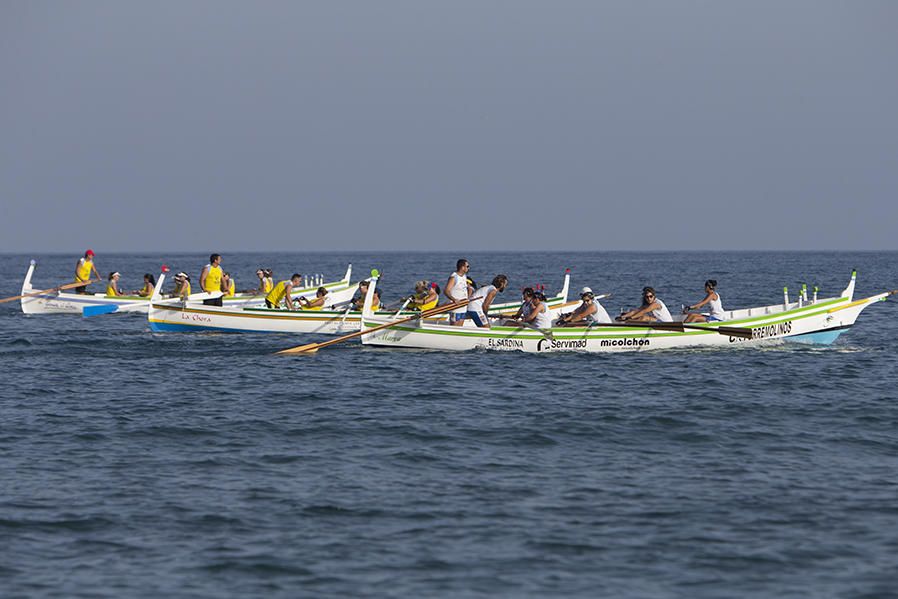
xmin=73 ymin=249 xmax=100 ymax=294
xmin=523 ymin=290 xmax=553 ymax=329
xmin=136 ymin=274 xmax=156 ymax=297
xmin=351 ymin=280 xmax=370 ymax=311
xmin=445 ymin=258 xmax=471 ymax=326
xmin=408 ymin=280 xmax=439 ymax=311
xmin=199 ymin=253 xmax=224 ymax=306
xmin=171 ymin=273 xmax=191 ymax=299
xmin=299 ymin=287 xmax=328 ymax=310
xmin=503 ymin=287 xmax=535 ymax=324
xmin=105 ymin=272 xmax=123 ymax=297
xmin=558 ymin=287 xmax=612 ymax=326
xmin=266 ymin=273 xmax=303 ymax=310
xmin=684 ymin=279 xmax=725 ymax=322
xmin=466 ymin=275 xmax=508 ymax=328
xmin=222 ymin=272 xmax=236 ymax=298
xmin=618 ymin=286 xmax=673 ymax=323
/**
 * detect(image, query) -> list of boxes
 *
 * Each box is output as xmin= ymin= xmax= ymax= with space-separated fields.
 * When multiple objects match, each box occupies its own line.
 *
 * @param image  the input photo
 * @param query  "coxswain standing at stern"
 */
xmin=445 ymin=258 xmax=471 ymax=326
xmin=73 ymin=249 xmax=101 ymax=294
xmin=199 ymin=254 xmax=224 ymax=306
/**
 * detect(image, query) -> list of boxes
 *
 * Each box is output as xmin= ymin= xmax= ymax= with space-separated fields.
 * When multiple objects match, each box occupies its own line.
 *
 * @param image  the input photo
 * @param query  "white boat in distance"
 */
xmin=19 ymin=261 xmax=353 ymax=315
xmin=358 ymin=271 xmax=895 ymax=353
xmin=147 ymin=270 xmax=573 ymax=334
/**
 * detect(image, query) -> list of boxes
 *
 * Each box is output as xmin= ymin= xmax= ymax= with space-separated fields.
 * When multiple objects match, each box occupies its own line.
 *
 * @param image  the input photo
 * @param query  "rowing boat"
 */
xmin=147 ymin=270 xmax=574 ymax=334
xmin=358 ymin=271 xmax=895 ymax=353
xmin=19 ymin=261 xmax=353 ymax=315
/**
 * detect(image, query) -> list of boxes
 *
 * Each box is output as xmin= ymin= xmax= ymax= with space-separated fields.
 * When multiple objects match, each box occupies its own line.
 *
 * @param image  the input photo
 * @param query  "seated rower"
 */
xmin=105 ymin=272 xmax=123 ymax=297
xmin=136 ymin=273 xmax=156 ymax=297
xmin=370 ymin=289 xmax=381 ymax=312
xmin=466 ymin=275 xmax=508 ymax=328
xmin=351 ymin=280 xmax=371 ymax=311
xmin=502 ymin=287 xmax=535 ymax=324
xmin=171 ymin=273 xmax=191 ymax=299
xmin=408 ymin=281 xmax=439 ymax=311
xmin=522 ymin=290 xmax=553 ymax=329
xmin=557 ymin=287 xmax=612 ymax=326
xmin=266 ymin=274 xmax=303 ymax=309
xmin=222 ymin=272 xmax=236 ymax=298
xmin=299 ymin=287 xmax=329 ymax=310
xmin=684 ymin=279 xmax=725 ymax=323
xmin=618 ymin=286 xmax=673 ymax=323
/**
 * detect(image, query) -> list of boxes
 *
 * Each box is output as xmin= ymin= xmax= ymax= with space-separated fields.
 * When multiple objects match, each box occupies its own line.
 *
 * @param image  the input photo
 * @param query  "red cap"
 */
xmin=161 ymin=265 xmax=170 ymax=273
xmin=85 ymin=249 xmax=95 ymax=256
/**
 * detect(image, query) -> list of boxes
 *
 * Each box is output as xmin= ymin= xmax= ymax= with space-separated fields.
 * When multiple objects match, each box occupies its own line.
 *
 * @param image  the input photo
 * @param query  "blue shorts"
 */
xmin=707 ymin=315 xmax=722 ymax=322
xmin=449 ymin=312 xmax=466 ymax=323
xmin=465 ymin=311 xmax=486 ymax=327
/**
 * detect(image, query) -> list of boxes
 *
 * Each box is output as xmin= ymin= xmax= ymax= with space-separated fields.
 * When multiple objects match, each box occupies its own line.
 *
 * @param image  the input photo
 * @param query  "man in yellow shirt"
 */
xmin=265 ymin=274 xmax=303 ymax=309
xmin=73 ymin=249 xmax=101 ymax=294
xmin=199 ymin=254 xmax=223 ymax=306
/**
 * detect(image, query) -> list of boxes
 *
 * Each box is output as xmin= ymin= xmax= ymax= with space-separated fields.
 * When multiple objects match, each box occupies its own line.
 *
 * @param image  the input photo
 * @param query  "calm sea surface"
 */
xmin=1 ymin=251 xmax=897 ymax=598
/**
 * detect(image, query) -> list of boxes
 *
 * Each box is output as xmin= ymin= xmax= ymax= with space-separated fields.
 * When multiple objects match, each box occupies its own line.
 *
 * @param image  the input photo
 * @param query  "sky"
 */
xmin=2 ymin=1 xmax=897 ymax=252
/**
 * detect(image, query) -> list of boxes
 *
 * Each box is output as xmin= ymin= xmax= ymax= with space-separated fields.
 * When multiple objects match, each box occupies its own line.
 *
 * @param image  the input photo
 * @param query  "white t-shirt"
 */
xmin=532 ymin=301 xmax=553 ymax=329
xmin=468 ymin=285 xmax=496 ymax=314
xmin=708 ymin=293 xmax=725 ymax=320
xmin=588 ymin=300 xmax=612 ymax=324
xmin=651 ymin=298 xmax=673 ymax=322
xmin=448 ymin=272 xmax=469 ymax=314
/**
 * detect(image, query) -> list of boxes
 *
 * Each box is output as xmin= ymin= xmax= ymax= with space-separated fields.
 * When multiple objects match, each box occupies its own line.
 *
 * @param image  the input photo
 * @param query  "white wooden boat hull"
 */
xmin=19 ymin=261 xmax=353 ymax=315
xmin=147 ymin=271 xmax=575 ymax=334
xmin=359 ymin=273 xmax=893 ymax=353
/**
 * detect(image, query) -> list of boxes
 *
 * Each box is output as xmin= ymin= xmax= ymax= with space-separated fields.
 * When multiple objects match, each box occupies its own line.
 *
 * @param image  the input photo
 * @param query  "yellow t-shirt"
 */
xmin=266 ymin=280 xmax=289 ymax=306
xmin=204 ymin=265 xmax=222 ymax=293
xmin=75 ymin=259 xmax=92 ymax=283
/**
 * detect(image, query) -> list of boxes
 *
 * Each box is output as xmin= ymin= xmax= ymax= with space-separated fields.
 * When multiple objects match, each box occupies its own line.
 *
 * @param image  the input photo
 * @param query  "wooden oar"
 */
xmin=585 ymin=320 xmax=753 ymax=339
xmin=276 ymin=299 xmax=471 ymax=355
xmin=0 ymin=278 xmax=102 ymax=304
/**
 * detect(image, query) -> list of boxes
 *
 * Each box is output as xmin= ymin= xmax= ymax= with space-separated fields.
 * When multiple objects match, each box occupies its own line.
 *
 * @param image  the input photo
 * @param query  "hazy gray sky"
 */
xmin=2 ymin=1 xmax=897 ymax=252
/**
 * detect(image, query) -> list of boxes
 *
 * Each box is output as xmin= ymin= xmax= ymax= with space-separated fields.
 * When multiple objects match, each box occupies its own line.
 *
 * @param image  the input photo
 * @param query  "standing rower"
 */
xmin=466 ymin=275 xmax=508 ymax=328
xmin=265 ymin=274 xmax=303 ymax=310
xmin=199 ymin=254 xmax=224 ymax=306
xmin=445 ymin=258 xmax=471 ymax=326
xmin=73 ymin=249 xmax=100 ymax=294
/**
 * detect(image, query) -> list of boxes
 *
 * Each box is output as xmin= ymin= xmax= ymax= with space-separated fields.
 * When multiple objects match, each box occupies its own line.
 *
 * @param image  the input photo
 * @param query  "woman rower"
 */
xmin=684 ymin=279 xmax=725 ymax=322
xmin=523 ymin=290 xmax=553 ymax=329
xmin=105 ymin=272 xmax=123 ymax=297
xmin=222 ymin=272 xmax=236 ymax=297
xmin=557 ymin=287 xmax=612 ymax=326
xmin=408 ymin=281 xmax=439 ymax=311
xmin=298 ymin=287 xmax=329 ymax=310
xmin=502 ymin=287 xmax=535 ymax=324
xmin=136 ymin=274 xmax=156 ymax=297
xmin=171 ymin=273 xmax=191 ymax=299
xmin=617 ymin=286 xmax=673 ymax=323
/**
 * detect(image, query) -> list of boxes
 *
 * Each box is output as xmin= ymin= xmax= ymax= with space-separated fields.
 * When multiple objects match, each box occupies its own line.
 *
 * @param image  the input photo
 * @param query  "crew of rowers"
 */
xmin=382 ymin=258 xmax=727 ymax=329
xmin=74 ymin=250 xmax=727 ymax=324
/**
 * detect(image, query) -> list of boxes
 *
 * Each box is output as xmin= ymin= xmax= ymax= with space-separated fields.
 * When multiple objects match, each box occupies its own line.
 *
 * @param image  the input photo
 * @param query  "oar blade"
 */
xmin=275 ymin=343 xmax=321 ymax=355
xmin=716 ymin=326 xmax=753 ymax=339
xmin=83 ymin=304 xmax=119 ymax=317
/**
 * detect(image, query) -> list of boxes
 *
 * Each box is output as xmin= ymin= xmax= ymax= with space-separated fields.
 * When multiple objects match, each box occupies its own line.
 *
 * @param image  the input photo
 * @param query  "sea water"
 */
xmin=1 ymin=251 xmax=896 ymax=597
